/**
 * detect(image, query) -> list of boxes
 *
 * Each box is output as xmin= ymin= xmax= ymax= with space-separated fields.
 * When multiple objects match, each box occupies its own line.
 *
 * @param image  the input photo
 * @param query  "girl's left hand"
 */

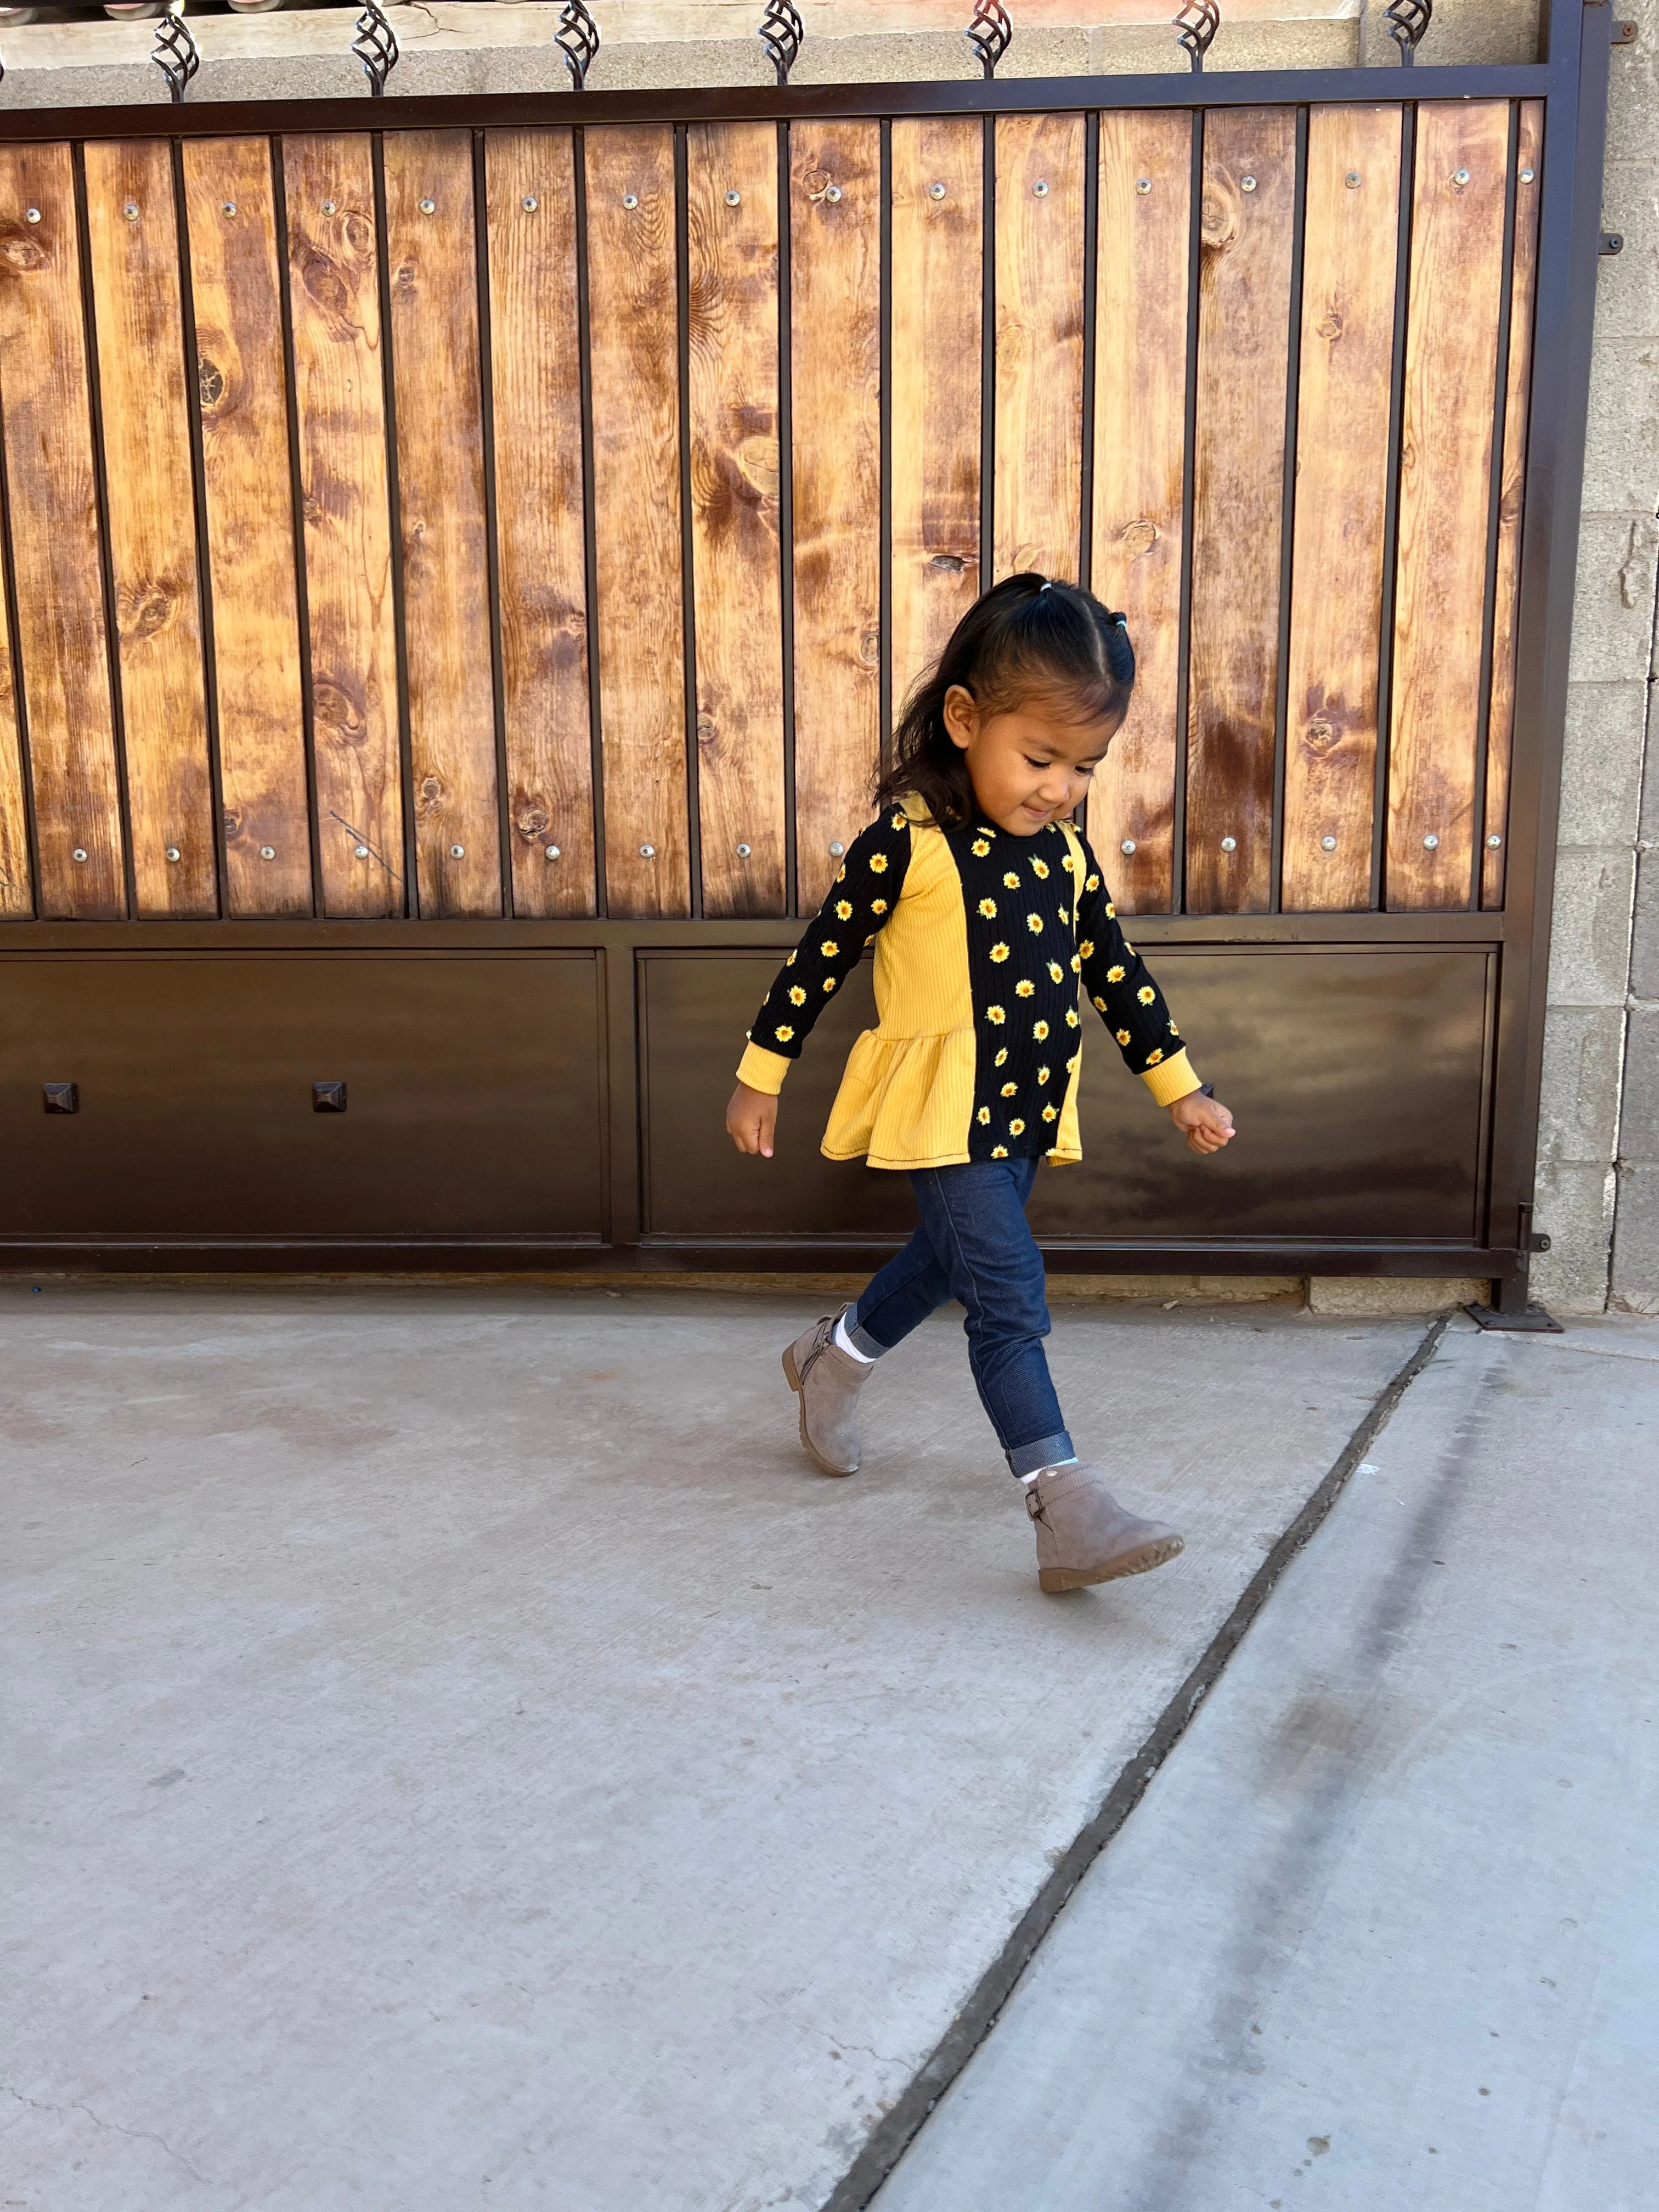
xmin=1169 ymin=1092 xmax=1235 ymax=1155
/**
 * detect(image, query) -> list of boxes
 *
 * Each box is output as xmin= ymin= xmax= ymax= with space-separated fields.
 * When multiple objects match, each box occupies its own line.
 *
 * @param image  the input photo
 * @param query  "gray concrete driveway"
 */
xmin=1 ymin=1284 xmax=1425 ymax=2211
xmin=878 ymin=1316 xmax=1659 ymax=2212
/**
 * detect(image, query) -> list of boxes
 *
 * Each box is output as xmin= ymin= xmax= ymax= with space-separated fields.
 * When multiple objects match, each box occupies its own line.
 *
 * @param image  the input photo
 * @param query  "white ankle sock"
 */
xmin=833 ymin=1312 xmax=877 ymax=1364
xmin=1021 ymin=1457 xmax=1080 ymax=1486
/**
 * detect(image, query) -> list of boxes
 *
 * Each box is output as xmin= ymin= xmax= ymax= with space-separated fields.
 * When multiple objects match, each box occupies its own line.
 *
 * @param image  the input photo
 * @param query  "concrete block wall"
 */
xmin=1534 ymin=0 xmax=1659 ymax=1313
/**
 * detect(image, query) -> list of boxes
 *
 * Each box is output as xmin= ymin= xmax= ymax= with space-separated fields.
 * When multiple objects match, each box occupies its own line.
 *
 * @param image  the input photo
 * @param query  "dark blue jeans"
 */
xmin=847 ymin=1158 xmax=1075 ymax=1478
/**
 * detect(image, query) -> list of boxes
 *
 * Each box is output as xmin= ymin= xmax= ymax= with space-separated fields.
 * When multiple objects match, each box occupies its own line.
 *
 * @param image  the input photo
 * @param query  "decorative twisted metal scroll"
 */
xmin=353 ymin=0 xmax=399 ymax=97
xmin=1173 ymin=0 xmax=1219 ymax=71
xmin=758 ymin=0 xmax=803 ymax=84
xmin=555 ymin=0 xmax=599 ymax=89
xmin=966 ymin=0 xmax=1012 ymax=77
xmin=153 ymin=7 xmax=199 ymax=103
xmin=1385 ymin=0 xmax=1431 ymax=63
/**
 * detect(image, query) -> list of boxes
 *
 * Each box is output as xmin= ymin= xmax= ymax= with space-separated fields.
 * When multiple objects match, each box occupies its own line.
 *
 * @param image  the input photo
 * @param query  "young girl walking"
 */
xmin=725 ymin=574 xmax=1235 ymax=1593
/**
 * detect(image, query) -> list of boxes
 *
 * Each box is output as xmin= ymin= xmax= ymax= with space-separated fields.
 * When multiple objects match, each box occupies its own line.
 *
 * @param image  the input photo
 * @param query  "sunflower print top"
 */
xmin=736 ymin=796 xmax=1203 ymax=1173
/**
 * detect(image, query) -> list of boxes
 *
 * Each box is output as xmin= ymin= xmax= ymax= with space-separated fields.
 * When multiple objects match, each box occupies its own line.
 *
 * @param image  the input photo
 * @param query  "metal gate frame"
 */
xmin=0 ymin=0 xmax=1616 ymax=1305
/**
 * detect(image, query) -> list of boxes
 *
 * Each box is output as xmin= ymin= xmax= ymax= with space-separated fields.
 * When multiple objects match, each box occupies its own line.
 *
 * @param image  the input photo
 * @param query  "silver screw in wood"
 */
xmin=522 ymin=195 xmax=538 ymax=212
xmin=623 ymin=193 xmax=639 ymax=210
xmin=449 ymin=843 xmax=465 ymax=859
xmin=1322 ymin=835 xmax=1338 ymax=850
xmin=545 ymin=844 xmax=561 ymax=861
xmin=354 ymin=844 xmax=370 ymax=859
xmin=1240 ymin=177 xmax=1257 ymax=194
xmin=825 ymin=184 xmax=843 ymax=203
xmin=1487 ymin=834 xmax=1503 ymax=848
xmin=24 ymin=208 xmax=40 ymax=223
xmin=1345 ymin=172 xmax=1362 ymax=189
xmin=1452 ymin=168 xmax=1470 ymax=188
xmin=72 ymin=848 xmax=88 ymax=863
xmin=123 ymin=202 xmax=139 ymax=222
xmin=828 ymin=841 xmax=845 ymax=857
xmin=165 ymin=845 xmax=182 ymax=862
xmin=1136 ymin=178 xmax=1152 ymax=194
xmin=261 ymin=845 xmax=276 ymax=860
xmin=1120 ymin=838 xmax=1137 ymax=855
xmin=322 ymin=200 xmax=337 ymax=216
xmin=725 ymin=189 xmax=742 ymax=206
xmin=1220 ymin=836 xmax=1238 ymax=852
xmin=736 ymin=842 xmax=752 ymax=857
xmin=1034 ymin=180 xmax=1049 ymax=198
xmin=929 ymin=182 xmax=947 ymax=200
xmin=639 ymin=843 xmax=656 ymax=859
xmin=419 ymin=198 xmax=436 ymax=214
xmin=1423 ymin=833 xmax=1440 ymax=849
xmin=1519 ymin=168 xmax=1536 ymax=183
xmin=222 ymin=202 xmax=236 ymax=217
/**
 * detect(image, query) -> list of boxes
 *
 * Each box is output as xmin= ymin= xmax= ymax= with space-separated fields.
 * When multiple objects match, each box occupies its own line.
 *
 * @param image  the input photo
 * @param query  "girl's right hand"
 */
xmin=726 ymin=1081 xmax=778 ymax=1158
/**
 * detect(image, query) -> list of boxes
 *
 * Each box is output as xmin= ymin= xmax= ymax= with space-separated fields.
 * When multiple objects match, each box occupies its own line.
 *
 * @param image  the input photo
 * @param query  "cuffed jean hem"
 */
xmin=1007 ymin=1430 xmax=1076 ymax=1479
xmin=845 ymin=1314 xmax=888 ymax=1359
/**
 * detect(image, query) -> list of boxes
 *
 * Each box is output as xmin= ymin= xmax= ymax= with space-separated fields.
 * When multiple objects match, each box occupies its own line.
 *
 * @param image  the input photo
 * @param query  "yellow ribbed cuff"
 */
xmin=1140 ymin=1048 xmax=1203 ymax=1108
xmin=736 ymin=1042 xmax=793 ymax=1096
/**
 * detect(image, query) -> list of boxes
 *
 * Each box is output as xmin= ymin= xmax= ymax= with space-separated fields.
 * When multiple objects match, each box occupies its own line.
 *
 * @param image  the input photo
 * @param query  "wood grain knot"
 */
xmin=419 ymin=776 xmax=445 ymax=809
xmin=197 ymin=352 xmax=225 ymax=409
xmin=313 ymin=679 xmax=368 ymax=745
xmin=295 ymin=244 xmax=359 ymax=337
xmin=515 ymin=802 xmax=550 ymax=839
xmin=929 ymin=553 xmax=967 ymax=574
xmin=735 ymin=435 xmax=780 ymax=500
xmin=1302 ymin=719 xmax=1339 ymax=755
xmin=1200 ymin=181 xmax=1241 ymax=251
xmin=223 ymin=806 xmax=244 ymax=840
xmin=1117 ymin=517 xmax=1158 ymax=561
xmin=1316 ymin=306 xmax=1345 ymax=345
xmin=0 ymin=228 xmax=49 ymax=275
xmin=118 ymin=579 xmax=179 ymax=642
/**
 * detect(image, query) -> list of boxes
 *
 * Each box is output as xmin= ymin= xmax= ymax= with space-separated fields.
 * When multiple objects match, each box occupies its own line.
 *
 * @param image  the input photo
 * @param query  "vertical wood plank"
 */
xmin=283 ymin=134 xmax=404 ymax=918
xmin=1185 ymin=107 xmax=1297 ymax=916
xmin=0 ymin=518 xmax=30 ymax=916
xmin=1387 ymin=103 xmax=1510 ymax=910
xmin=184 ymin=139 xmax=317 ymax=917
xmin=84 ymin=140 xmax=217 ymax=919
xmin=687 ymin=120 xmax=785 ymax=919
xmin=1090 ymin=109 xmax=1192 ymax=915
xmin=0 ymin=145 xmax=126 ymax=918
xmin=790 ymin=121 xmax=881 ymax=913
xmin=483 ymin=127 xmax=595 ymax=919
xmin=585 ymin=124 xmax=689 ymax=919
xmin=383 ymin=131 xmax=500 ymax=918
xmin=993 ymin=110 xmax=1085 ymax=584
xmin=1482 ymin=100 xmax=1542 ymax=910
xmin=1280 ymin=105 xmax=1403 ymax=913
xmin=891 ymin=117 xmax=983 ymax=710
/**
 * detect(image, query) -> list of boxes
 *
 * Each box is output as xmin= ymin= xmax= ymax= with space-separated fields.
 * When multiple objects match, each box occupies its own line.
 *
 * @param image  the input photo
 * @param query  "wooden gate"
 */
xmin=0 ymin=0 xmax=1615 ymax=1296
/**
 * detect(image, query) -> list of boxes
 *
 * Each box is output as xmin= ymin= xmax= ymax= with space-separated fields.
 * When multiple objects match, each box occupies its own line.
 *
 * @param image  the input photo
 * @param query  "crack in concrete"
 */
xmin=1 ymin=2083 xmax=215 ymax=2189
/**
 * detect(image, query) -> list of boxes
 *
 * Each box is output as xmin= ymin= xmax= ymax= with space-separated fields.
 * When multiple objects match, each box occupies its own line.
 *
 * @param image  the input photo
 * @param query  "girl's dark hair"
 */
xmin=875 ymin=573 xmax=1135 ymax=829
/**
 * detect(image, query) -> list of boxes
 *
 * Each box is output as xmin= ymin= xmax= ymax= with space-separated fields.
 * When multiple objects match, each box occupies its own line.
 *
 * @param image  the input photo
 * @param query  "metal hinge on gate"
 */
xmin=1600 ymin=231 xmax=1625 ymax=255
xmin=1611 ymin=18 xmax=1638 ymax=43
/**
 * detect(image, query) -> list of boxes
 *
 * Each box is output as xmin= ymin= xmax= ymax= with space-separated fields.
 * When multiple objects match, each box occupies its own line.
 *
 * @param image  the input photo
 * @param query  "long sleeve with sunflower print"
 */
xmin=736 ymin=803 xmax=1203 ymax=1171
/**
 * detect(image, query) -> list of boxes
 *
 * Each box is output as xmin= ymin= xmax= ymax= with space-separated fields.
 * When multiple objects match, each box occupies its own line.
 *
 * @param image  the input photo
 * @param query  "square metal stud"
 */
xmin=43 ymin=1081 xmax=78 ymax=1115
xmin=312 ymin=1081 xmax=348 ymax=1114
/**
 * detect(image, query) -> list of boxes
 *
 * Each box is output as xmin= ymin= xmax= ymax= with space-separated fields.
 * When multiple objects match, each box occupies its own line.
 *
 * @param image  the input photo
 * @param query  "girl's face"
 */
xmin=943 ymin=684 xmax=1120 ymax=838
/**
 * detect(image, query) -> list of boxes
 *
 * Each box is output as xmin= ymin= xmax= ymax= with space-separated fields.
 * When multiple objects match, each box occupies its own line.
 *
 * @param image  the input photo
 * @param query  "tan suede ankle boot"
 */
xmin=781 ymin=1309 xmax=874 ymax=1476
xmin=1024 ymin=1463 xmax=1183 ymax=1592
